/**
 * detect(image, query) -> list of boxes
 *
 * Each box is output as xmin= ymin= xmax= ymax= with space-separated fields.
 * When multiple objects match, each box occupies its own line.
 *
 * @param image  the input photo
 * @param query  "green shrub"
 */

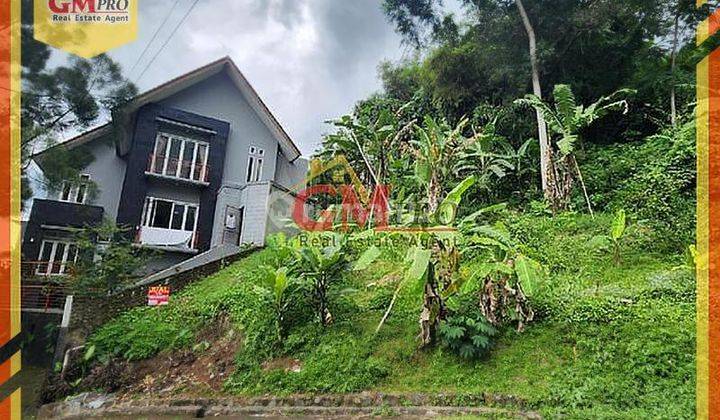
xmin=89 ymin=249 xmax=280 ymax=361
xmin=439 ymin=300 xmax=497 ymax=359
xmin=89 ymin=307 xmax=195 ymax=361
xmin=582 ymin=121 xmax=695 ymax=252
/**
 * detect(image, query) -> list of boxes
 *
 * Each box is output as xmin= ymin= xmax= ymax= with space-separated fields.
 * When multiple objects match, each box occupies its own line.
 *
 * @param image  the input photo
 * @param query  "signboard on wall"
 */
xmin=147 ymin=286 xmax=170 ymax=306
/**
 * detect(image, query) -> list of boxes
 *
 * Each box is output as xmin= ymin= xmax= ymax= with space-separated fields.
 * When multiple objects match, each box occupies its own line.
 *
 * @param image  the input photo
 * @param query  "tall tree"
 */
xmin=383 ymin=0 xmax=555 ymax=201
xmin=381 ymin=0 xmax=687 ymax=204
xmin=512 ymin=0 xmax=552 ymax=201
xmin=663 ymin=0 xmax=703 ymax=127
xmin=20 ymin=0 xmax=137 ymax=203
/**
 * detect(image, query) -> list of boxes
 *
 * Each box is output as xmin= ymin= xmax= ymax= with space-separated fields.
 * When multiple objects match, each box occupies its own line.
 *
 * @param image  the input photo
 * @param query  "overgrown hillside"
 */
xmin=83 ymin=212 xmax=695 ymax=419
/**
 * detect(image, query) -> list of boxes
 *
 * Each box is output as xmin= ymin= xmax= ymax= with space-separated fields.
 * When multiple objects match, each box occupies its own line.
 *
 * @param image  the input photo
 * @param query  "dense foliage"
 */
xmin=87 ymin=212 xmax=694 ymax=417
xmin=21 ymin=0 xmax=137 ymax=203
xmin=80 ymin=0 xmax=697 ymax=417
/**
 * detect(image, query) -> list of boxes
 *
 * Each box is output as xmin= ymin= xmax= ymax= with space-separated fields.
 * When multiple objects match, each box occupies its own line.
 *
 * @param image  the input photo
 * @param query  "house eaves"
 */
xmin=34 ymin=56 xmax=302 ymax=169
xmin=114 ymin=56 xmax=302 ymax=161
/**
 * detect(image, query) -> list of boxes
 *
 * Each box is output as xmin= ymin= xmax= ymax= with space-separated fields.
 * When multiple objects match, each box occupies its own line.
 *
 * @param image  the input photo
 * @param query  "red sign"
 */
xmin=147 ymin=286 xmax=169 ymax=306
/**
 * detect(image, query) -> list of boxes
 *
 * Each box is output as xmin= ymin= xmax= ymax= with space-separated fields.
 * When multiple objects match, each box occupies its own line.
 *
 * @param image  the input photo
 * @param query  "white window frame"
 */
xmin=246 ymin=146 xmax=264 ymax=183
xmin=141 ymin=196 xmax=200 ymax=246
xmin=150 ymin=132 xmax=209 ymax=182
xmin=59 ymin=174 xmax=91 ymax=204
xmin=36 ymin=239 xmax=79 ymax=276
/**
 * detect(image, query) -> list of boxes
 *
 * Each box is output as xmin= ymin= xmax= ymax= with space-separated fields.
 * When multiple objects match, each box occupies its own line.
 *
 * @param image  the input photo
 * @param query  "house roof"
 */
xmin=35 ymin=56 xmax=302 ymax=163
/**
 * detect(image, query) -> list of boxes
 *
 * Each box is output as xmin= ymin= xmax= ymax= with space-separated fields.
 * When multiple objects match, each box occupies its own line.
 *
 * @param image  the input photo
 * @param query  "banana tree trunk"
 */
xmin=515 ymin=0 xmax=555 ymax=206
xmin=427 ymin=175 xmax=440 ymax=214
xmin=419 ymin=262 xmax=444 ymax=346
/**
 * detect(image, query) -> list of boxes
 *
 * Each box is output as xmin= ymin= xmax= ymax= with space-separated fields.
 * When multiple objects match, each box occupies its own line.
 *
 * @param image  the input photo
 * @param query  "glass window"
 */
xmin=152 ymin=200 xmax=172 ymax=229
xmin=194 ymin=144 xmax=207 ymax=181
xmin=38 ymin=242 xmax=53 ymax=274
xmin=246 ymin=157 xmax=255 ymax=182
xmin=140 ymin=197 xmax=199 ymax=249
xmin=59 ymin=174 xmax=91 ymax=204
xmin=153 ymin=135 xmax=168 ymax=174
xmin=141 ymin=198 xmax=151 ymax=226
xmin=185 ymin=206 xmax=197 ymax=231
xmin=171 ymin=204 xmax=185 ymax=230
xmin=76 ymin=184 xmax=87 ymax=203
xmin=67 ymin=244 xmax=78 ymax=264
xmin=150 ymin=133 xmax=209 ymax=182
xmin=166 ymin=138 xmax=182 ymax=176
xmin=142 ymin=197 xmax=199 ymax=232
xmin=180 ymin=141 xmax=195 ymax=179
xmin=254 ymin=158 xmax=263 ymax=181
xmin=50 ymin=243 xmax=66 ymax=274
xmin=61 ymin=183 xmax=72 ymax=201
xmin=247 ymin=146 xmax=264 ymax=182
xmin=36 ymin=240 xmax=78 ymax=276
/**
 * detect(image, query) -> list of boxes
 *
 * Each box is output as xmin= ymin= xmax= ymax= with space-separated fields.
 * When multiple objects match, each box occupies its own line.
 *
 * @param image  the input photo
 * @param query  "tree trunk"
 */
xmin=515 ymin=0 xmax=555 ymax=205
xmin=419 ymin=262 xmax=444 ymax=346
xmin=427 ymin=175 xmax=440 ymax=214
xmin=316 ymin=277 xmax=332 ymax=326
xmin=670 ymin=14 xmax=679 ymax=128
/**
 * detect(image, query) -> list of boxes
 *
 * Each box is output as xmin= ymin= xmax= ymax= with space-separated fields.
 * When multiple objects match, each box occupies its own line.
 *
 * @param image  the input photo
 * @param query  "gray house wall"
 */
xmin=159 ymin=72 xmax=280 ymax=186
xmin=275 ymin=154 xmax=308 ymax=190
xmin=46 ymin=136 xmax=127 ymax=222
xmin=240 ymin=182 xmax=272 ymax=245
xmin=159 ymin=72 xmax=288 ymax=247
xmin=28 ymin=62 xmax=308 ymax=278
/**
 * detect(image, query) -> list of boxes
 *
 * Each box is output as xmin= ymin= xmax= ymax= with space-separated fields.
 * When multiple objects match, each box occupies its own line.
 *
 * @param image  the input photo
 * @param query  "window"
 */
xmin=150 ymin=132 xmax=209 ymax=182
xmin=141 ymin=197 xmax=199 ymax=232
xmin=246 ymin=146 xmax=264 ymax=182
xmin=36 ymin=240 xmax=79 ymax=276
xmin=59 ymin=174 xmax=91 ymax=204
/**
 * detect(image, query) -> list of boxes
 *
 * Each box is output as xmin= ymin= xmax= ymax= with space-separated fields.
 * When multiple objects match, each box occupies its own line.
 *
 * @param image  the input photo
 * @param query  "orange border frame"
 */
xmin=0 ymin=2 xmax=715 ymax=420
xmin=0 ymin=0 xmax=22 ymax=418
xmin=697 ymin=4 xmax=720 ymax=419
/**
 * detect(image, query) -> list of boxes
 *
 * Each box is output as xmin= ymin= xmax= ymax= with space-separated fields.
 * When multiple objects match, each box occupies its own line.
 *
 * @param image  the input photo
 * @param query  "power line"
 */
xmin=127 ymin=0 xmax=183 ymax=78
xmin=134 ymin=0 xmax=201 ymax=85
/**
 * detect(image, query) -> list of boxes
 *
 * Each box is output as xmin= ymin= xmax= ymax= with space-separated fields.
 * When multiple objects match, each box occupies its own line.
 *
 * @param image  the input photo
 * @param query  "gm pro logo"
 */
xmin=34 ymin=0 xmax=138 ymax=58
xmin=49 ymin=0 xmax=131 ymax=23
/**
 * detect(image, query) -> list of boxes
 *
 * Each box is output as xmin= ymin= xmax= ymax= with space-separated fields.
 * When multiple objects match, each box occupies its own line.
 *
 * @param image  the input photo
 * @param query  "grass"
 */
xmin=89 ymin=212 xmax=695 ymax=419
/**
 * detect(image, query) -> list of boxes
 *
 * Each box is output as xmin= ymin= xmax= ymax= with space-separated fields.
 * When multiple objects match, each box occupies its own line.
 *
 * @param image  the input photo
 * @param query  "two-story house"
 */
xmin=22 ymin=57 xmax=308 ymax=277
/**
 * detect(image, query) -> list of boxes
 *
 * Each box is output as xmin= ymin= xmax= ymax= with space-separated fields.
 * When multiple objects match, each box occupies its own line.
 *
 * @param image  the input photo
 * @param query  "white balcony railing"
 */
xmin=137 ymin=227 xmax=198 ymax=251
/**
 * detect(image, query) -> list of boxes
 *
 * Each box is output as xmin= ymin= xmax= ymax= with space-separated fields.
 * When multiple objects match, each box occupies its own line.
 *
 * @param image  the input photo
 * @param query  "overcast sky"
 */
xmin=85 ymin=0 xmax=458 ymax=156
xmin=29 ymin=0 xmax=463 ymax=218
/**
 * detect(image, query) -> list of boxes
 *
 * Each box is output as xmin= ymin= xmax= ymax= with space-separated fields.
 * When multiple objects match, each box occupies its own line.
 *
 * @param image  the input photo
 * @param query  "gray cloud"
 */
xmin=104 ymin=0 xmax=408 ymax=155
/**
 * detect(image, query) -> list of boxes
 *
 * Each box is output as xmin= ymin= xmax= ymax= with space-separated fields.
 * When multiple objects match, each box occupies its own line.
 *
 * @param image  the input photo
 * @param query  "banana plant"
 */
xmin=412 ymin=116 xmax=480 ymax=213
xmin=588 ymin=209 xmax=627 ymax=266
xmin=354 ymin=176 xmax=476 ymax=345
xmin=459 ymin=220 xmax=543 ymax=332
xmin=291 ymin=233 xmax=349 ymax=327
xmin=514 ymin=84 xmax=633 ymax=213
xmin=256 ymin=266 xmax=292 ymax=344
xmin=319 ymin=103 xmax=415 ymax=189
xmin=454 ymin=120 xmax=519 ymax=193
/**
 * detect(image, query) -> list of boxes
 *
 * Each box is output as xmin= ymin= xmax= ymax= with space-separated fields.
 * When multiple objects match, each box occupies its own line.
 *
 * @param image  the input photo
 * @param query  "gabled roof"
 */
xmin=36 ymin=57 xmax=302 ymax=163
